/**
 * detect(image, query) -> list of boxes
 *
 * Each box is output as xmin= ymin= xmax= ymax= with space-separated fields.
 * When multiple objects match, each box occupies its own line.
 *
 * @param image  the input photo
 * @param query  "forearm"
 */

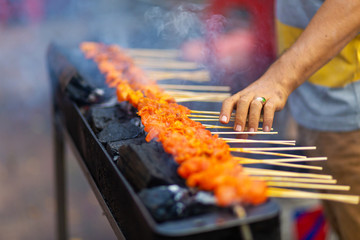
xmin=267 ymin=0 xmax=360 ymax=93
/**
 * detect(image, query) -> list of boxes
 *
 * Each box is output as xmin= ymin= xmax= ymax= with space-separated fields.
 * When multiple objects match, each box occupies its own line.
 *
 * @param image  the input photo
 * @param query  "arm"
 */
xmin=219 ymin=0 xmax=360 ymax=132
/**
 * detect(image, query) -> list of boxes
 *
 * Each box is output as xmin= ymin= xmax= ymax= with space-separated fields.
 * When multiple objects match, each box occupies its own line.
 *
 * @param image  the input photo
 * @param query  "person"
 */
xmin=219 ymin=0 xmax=360 ymax=239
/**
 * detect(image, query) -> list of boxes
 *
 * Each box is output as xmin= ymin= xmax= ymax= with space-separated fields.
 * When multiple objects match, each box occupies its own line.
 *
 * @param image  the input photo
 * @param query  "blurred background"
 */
xmin=0 ymin=0 xmax=307 ymax=239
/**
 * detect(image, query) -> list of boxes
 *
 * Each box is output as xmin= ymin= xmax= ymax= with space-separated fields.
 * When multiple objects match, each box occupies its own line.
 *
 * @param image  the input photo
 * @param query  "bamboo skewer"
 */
xmin=233 ymin=205 xmax=253 ymax=240
xmin=134 ymin=59 xmax=197 ymax=65
xmin=135 ymin=60 xmax=200 ymax=70
xmin=156 ymin=77 xmax=210 ymax=82
xmin=239 ymin=160 xmax=322 ymax=170
xmin=189 ymin=114 xmax=239 ymax=122
xmin=230 ymin=146 xmax=316 ymax=152
xmin=147 ymin=70 xmax=210 ymax=82
xmin=222 ymin=138 xmax=295 ymax=146
xmin=204 ymin=124 xmax=234 ymax=129
xmin=243 ymin=168 xmax=333 ymax=179
xmin=159 ymin=84 xmax=230 ymax=92
xmin=234 ymin=156 xmax=327 ymax=163
xmin=189 ymin=113 xmax=264 ymax=122
xmin=256 ymin=176 xmax=337 ymax=184
xmin=204 ymin=125 xmax=272 ymax=130
xmin=175 ymin=96 xmax=227 ymax=102
xmin=190 ymin=110 xmax=232 ymax=115
xmin=241 ymin=150 xmax=307 ymax=158
xmin=266 ymin=182 xmax=349 ymax=191
xmin=211 ymin=131 xmax=278 ymax=135
xmin=188 ymin=114 xmax=229 ymax=118
xmin=189 ymin=118 xmax=232 ymax=122
xmin=168 ymin=91 xmax=231 ymax=98
xmin=267 ymin=187 xmax=359 ymax=204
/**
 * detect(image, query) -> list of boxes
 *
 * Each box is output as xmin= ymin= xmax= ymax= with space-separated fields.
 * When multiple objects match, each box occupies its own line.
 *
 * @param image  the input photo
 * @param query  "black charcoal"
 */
xmin=106 ymin=137 xmax=146 ymax=156
xmin=97 ymin=121 xmax=144 ymax=143
xmin=88 ymin=105 xmax=126 ymax=132
xmin=117 ymin=143 xmax=185 ymax=190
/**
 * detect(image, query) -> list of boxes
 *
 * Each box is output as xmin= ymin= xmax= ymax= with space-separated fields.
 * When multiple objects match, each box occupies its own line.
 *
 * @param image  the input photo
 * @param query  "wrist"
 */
xmin=262 ymin=57 xmax=301 ymax=98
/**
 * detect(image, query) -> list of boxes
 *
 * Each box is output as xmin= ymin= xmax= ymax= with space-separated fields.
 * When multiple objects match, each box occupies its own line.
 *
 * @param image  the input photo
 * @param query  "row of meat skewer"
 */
xmin=80 ymin=42 xmax=359 ymax=206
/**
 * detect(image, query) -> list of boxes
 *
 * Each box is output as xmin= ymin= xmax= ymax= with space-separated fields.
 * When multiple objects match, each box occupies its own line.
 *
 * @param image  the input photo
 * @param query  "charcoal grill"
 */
xmin=48 ymin=43 xmax=281 ymax=240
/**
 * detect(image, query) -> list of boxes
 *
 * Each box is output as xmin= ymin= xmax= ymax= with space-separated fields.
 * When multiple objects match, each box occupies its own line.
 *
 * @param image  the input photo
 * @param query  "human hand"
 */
xmin=219 ymin=77 xmax=290 ymax=133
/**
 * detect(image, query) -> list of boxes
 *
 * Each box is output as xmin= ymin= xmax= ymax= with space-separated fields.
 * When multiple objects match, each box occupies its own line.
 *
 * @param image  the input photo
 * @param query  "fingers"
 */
xmin=247 ymin=98 xmax=263 ymax=132
xmin=220 ymin=95 xmax=237 ymax=124
xmin=220 ymin=93 xmax=277 ymax=133
xmin=234 ymin=96 xmax=251 ymax=132
xmin=263 ymin=100 xmax=276 ymax=132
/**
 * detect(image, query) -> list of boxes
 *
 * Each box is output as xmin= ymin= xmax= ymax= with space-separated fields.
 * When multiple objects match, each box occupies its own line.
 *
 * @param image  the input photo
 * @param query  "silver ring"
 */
xmin=254 ymin=96 xmax=266 ymax=105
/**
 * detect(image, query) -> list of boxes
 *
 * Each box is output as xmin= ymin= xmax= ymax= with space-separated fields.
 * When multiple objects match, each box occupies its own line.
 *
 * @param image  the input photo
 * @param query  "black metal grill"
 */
xmin=48 ymin=43 xmax=281 ymax=240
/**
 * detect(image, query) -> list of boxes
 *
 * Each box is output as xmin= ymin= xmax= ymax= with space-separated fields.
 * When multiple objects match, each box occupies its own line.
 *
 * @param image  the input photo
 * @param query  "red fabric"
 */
xmin=295 ymin=207 xmax=328 ymax=240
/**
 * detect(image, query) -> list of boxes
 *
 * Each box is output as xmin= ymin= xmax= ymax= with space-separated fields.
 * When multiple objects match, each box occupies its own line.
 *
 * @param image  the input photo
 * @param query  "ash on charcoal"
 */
xmin=97 ymin=120 xmax=144 ymax=144
xmin=138 ymin=185 xmax=220 ymax=222
xmin=106 ymin=137 xmax=146 ymax=156
xmin=117 ymin=142 xmax=185 ymax=191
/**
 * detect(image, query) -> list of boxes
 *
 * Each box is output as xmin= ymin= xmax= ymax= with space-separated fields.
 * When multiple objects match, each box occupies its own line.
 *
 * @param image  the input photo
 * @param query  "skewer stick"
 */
xmin=159 ymin=84 xmax=230 ymax=91
xmin=191 ymin=117 xmax=263 ymax=122
xmin=234 ymin=156 xmax=327 ymax=163
xmin=169 ymin=92 xmax=230 ymax=98
xmin=148 ymin=70 xmax=210 ymax=82
xmin=240 ymin=150 xmax=306 ymax=158
xmin=156 ymin=77 xmax=210 ymax=82
xmin=188 ymin=114 xmax=229 ymax=118
xmin=135 ymin=59 xmax=197 ymax=65
xmin=266 ymin=182 xmax=349 ymax=191
xmin=260 ymin=157 xmax=326 ymax=163
xmin=190 ymin=110 xmax=265 ymax=122
xmin=233 ymin=205 xmax=253 ymax=240
xmin=239 ymin=160 xmax=322 ymax=170
xmin=243 ymin=167 xmax=333 ymax=179
xmin=134 ymin=59 xmax=199 ymax=69
xmin=175 ymin=94 xmax=228 ymax=100
xmin=188 ymin=115 xmax=237 ymax=122
xmin=267 ymin=187 xmax=359 ymax=204
xmin=189 ymin=114 xmax=264 ymax=123
xmin=223 ymin=138 xmax=295 ymax=146
xmin=176 ymin=97 xmax=226 ymax=103
xmin=212 ymin=131 xmax=278 ymax=135
xmin=230 ymin=146 xmax=316 ymax=152
xmin=203 ymin=124 xmax=273 ymax=131
xmin=177 ymin=94 xmax=229 ymax=99
xmin=190 ymin=110 xmax=232 ymax=115
xmin=190 ymin=118 xmax=231 ymax=122
xmin=257 ymin=176 xmax=337 ymax=184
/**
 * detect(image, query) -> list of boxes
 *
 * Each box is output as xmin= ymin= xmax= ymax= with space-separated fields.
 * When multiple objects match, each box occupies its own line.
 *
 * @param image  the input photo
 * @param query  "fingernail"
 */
xmin=249 ymin=128 xmax=255 ymax=132
xmin=264 ymin=126 xmax=270 ymax=132
xmin=220 ymin=115 xmax=228 ymax=122
xmin=235 ymin=125 xmax=242 ymax=131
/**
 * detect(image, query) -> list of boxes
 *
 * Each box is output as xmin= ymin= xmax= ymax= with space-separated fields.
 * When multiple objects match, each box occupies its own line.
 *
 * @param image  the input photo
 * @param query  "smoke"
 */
xmin=144 ymin=4 xmax=204 ymax=42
